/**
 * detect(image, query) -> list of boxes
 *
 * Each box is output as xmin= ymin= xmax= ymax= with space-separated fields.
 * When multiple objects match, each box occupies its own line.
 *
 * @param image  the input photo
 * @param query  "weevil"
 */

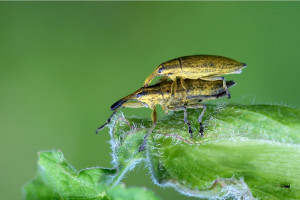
xmin=144 ymin=55 xmax=246 ymax=102
xmin=96 ymin=78 xmax=236 ymax=152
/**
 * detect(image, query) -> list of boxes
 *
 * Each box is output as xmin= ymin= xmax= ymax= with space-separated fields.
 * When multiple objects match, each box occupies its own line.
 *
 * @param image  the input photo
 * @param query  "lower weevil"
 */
xmin=97 ymin=78 xmax=236 ymax=152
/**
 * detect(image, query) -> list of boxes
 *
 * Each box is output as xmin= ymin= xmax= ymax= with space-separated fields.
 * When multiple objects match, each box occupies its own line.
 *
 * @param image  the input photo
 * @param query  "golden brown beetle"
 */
xmin=144 ymin=55 xmax=246 ymax=101
xmin=97 ymin=78 xmax=236 ymax=151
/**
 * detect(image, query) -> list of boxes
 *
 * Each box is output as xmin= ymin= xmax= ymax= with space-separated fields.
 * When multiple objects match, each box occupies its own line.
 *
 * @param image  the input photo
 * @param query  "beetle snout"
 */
xmin=111 ymin=99 xmax=128 ymax=111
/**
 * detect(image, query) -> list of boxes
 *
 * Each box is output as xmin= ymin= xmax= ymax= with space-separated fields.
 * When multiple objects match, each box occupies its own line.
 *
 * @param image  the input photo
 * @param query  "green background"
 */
xmin=1 ymin=2 xmax=300 ymax=200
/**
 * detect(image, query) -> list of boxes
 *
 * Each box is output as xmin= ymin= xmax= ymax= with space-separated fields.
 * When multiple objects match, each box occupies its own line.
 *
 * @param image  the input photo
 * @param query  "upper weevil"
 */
xmin=96 ymin=78 xmax=236 ymax=152
xmin=144 ymin=55 xmax=246 ymax=100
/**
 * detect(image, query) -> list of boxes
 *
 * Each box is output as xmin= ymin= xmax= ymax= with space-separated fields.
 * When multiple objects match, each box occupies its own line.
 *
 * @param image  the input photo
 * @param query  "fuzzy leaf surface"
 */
xmin=23 ymin=150 xmax=160 ymax=200
xmin=107 ymin=104 xmax=300 ymax=200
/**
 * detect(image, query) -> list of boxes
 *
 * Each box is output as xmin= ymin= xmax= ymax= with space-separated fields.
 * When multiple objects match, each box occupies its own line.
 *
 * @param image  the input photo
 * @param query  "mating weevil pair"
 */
xmin=97 ymin=55 xmax=246 ymax=152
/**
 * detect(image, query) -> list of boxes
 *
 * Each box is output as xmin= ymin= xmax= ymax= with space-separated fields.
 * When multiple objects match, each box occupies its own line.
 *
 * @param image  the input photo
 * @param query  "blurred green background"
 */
xmin=1 ymin=2 xmax=300 ymax=200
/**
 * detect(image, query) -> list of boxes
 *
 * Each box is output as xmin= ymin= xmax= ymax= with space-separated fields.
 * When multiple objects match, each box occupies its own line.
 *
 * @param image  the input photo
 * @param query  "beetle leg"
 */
xmin=161 ymin=105 xmax=169 ymax=114
xmin=180 ymin=77 xmax=187 ymax=90
xmin=155 ymin=76 xmax=169 ymax=84
xmin=168 ymin=106 xmax=193 ymax=138
xmin=172 ymin=77 xmax=177 ymax=97
xmin=197 ymin=104 xmax=207 ymax=137
xmin=151 ymin=106 xmax=158 ymax=124
xmin=222 ymin=77 xmax=230 ymax=99
xmin=184 ymin=104 xmax=206 ymax=137
xmin=165 ymin=77 xmax=177 ymax=107
xmin=201 ymin=76 xmax=230 ymax=99
xmin=180 ymin=77 xmax=188 ymax=103
xmin=139 ymin=106 xmax=157 ymax=152
xmin=183 ymin=106 xmax=193 ymax=138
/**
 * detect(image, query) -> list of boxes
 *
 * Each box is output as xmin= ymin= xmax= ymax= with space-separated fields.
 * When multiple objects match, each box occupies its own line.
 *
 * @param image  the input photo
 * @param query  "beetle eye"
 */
xmin=136 ymin=92 xmax=143 ymax=98
xmin=158 ymin=66 xmax=164 ymax=73
xmin=136 ymin=90 xmax=147 ymax=98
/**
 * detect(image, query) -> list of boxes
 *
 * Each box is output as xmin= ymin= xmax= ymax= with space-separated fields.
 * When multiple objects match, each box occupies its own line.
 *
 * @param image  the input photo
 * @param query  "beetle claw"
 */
xmin=199 ymin=122 xmax=204 ymax=137
xmin=189 ymin=128 xmax=193 ymax=138
xmin=138 ymin=145 xmax=145 ymax=152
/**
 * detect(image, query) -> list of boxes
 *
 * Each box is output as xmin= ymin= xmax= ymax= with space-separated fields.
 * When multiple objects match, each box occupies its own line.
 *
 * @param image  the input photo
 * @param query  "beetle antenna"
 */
xmin=96 ymin=110 xmax=118 ymax=134
xmin=144 ymin=66 xmax=160 ymax=87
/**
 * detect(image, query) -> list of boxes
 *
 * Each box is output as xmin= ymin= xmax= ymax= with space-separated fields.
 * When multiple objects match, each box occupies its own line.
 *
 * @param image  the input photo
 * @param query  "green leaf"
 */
xmin=23 ymin=150 xmax=160 ymax=200
xmin=107 ymin=104 xmax=300 ymax=199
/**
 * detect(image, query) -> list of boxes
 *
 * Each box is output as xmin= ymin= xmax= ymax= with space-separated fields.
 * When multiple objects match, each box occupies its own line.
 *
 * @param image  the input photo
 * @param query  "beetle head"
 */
xmin=110 ymin=90 xmax=149 ymax=111
xmin=135 ymin=90 xmax=147 ymax=99
xmin=134 ymin=89 xmax=152 ymax=106
xmin=133 ymin=86 xmax=162 ymax=108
